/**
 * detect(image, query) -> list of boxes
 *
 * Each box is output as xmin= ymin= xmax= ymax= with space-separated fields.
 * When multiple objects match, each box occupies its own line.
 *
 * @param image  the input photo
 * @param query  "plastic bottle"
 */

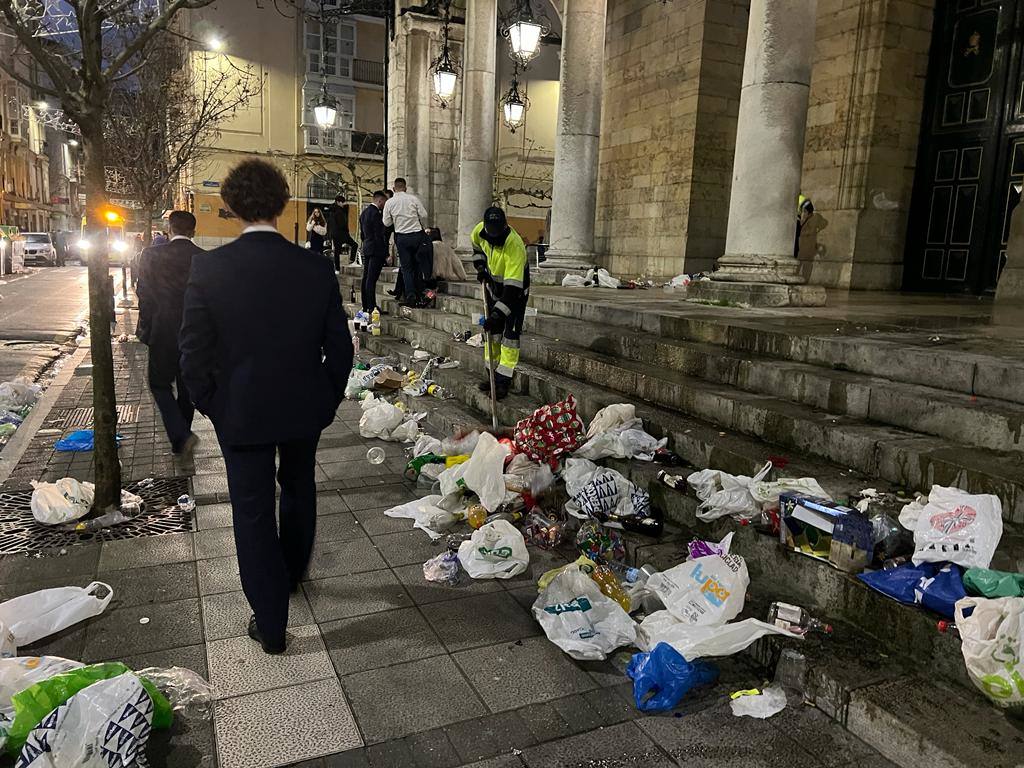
xmin=657 ymin=470 xmax=687 ymax=491
xmin=603 ymin=560 xmax=642 ymax=584
xmin=177 ymin=494 xmax=195 ymax=512
xmin=467 ymin=504 xmax=488 ymax=529
xmin=590 ymin=566 xmax=631 ymax=612
xmin=767 ymin=601 xmax=833 ymax=636
xmin=371 ymin=308 xmax=381 ymax=337
xmin=936 ymin=620 xmax=959 ymax=637
xmin=366 ymin=447 xmax=386 ymax=465
xmin=427 ymin=383 xmax=450 ymax=399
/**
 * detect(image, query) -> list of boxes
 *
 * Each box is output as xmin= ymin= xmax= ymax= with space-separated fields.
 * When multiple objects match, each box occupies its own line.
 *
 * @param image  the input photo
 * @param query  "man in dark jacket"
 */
xmin=180 ymin=159 xmax=353 ymax=654
xmin=326 ymin=194 xmax=359 ymax=270
xmin=358 ymin=190 xmax=388 ymax=317
xmin=137 ymin=211 xmax=203 ymax=455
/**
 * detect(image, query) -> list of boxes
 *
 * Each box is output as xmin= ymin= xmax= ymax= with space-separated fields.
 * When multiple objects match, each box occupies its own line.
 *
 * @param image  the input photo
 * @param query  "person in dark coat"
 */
xmin=358 ymin=190 xmax=388 ymax=315
xmin=137 ymin=211 xmax=203 ymax=456
xmin=326 ymin=194 xmax=359 ymax=270
xmin=179 ymin=159 xmax=353 ymax=654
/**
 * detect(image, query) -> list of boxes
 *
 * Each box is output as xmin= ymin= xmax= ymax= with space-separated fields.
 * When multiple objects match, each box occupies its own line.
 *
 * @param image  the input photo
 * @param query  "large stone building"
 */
xmin=388 ymin=0 xmax=1023 ymax=298
xmin=183 ymin=0 xmax=388 ymax=248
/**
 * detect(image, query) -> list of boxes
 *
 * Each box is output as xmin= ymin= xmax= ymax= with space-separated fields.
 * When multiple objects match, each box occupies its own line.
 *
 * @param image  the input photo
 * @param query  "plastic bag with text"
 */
xmin=954 ymin=596 xmax=1024 ymax=707
xmin=457 ymin=519 xmax=529 ymax=579
xmin=910 ymin=486 xmax=1002 ymax=570
xmin=29 ymin=479 xmax=94 ymax=525
xmin=645 ymin=553 xmax=749 ymax=625
xmin=626 ymin=642 xmax=718 ymax=712
xmin=0 ymin=582 xmax=113 ymax=647
xmin=532 ymin=566 xmax=637 ymax=660
xmin=636 ymin=612 xmax=798 ymax=661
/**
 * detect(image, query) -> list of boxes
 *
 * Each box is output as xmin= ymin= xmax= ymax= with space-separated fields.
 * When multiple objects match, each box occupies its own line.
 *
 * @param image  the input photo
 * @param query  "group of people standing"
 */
xmin=305 ymin=195 xmax=361 ymax=271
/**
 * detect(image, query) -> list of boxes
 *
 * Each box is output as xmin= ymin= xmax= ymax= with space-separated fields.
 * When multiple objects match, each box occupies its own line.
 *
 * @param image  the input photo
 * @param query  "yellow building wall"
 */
xmin=355 ymin=87 xmax=384 ymax=134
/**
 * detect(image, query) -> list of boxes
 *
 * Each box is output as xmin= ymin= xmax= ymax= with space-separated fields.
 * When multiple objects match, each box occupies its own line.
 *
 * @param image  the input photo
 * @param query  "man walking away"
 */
xmin=358 ymin=190 xmax=389 ymax=328
xmin=180 ymin=159 xmax=353 ymax=654
xmin=472 ymin=207 xmax=529 ymax=400
xmin=382 ymin=177 xmax=428 ymax=307
xmin=137 ymin=211 xmax=202 ymax=456
xmin=327 ymin=194 xmax=359 ymax=270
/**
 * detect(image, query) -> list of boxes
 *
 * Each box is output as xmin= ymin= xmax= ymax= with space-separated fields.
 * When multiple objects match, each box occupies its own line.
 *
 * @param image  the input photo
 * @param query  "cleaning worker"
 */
xmin=471 ymin=206 xmax=529 ymax=400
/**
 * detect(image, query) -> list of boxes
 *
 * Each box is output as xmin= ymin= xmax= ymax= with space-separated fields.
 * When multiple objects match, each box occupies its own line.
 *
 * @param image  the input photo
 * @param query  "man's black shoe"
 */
xmin=478 ymin=379 xmax=492 ymax=393
xmin=494 ymin=373 xmax=512 ymax=400
xmin=248 ymin=615 xmax=286 ymax=654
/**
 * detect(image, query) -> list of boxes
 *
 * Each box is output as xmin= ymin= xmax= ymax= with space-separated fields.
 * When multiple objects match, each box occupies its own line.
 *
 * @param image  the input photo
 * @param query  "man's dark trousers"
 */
xmin=394 ymin=232 xmax=422 ymax=301
xmin=361 ymin=256 xmax=386 ymax=312
xmin=220 ymin=435 xmax=320 ymax=644
xmin=332 ymin=233 xmax=359 ymax=270
xmin=149 ymin=359 xmax=194 ymax=452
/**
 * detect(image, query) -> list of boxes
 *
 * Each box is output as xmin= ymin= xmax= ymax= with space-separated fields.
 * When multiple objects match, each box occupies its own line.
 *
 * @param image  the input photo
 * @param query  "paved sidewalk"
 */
xmin=1 ymin=401 xmax=895 ymax=767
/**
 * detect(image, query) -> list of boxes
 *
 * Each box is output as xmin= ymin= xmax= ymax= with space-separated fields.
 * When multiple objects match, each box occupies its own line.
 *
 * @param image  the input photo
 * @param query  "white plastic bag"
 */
xmin=645 ymin=553 xmax=749 ymax=625
xmin=563 ymin=458 xmax=650 ymax=521
xmin=636 ymin=612 xmax=797 ymax=660
xmin=19 ymin=673 xmax=153 ymax=767
xmin=687 ymin=462 xmax=772 ymax=522
xmin=413 ymin=435 xmax=442 ymax=458
xmin=390 ymin=419 xmax=420 ymax=443
xmin=0 ymin=657 xmax=84 ymax=719
xmin=358 ymin=394 xmax=404 ymax=438
xmin=955 ymin=596 xmax=1024 ymax=707
xmin=0 ymin=378 xmax=41 ymax=410
xmin=911 ymin=485 xmax=1003 ymax=569
xmin=458 ymin=519 xmax=529 ymax=579
xmin=730 ymin=686 xmax=787 ymax=719
xmin=586 ymin=404 xmax=636 ymax=438
xmin=749 ymin=477 xmax=830 ymax=506
xmin=574 ymin=419 xmax=666 ymax=462
xmin=459 ymin=432 xmax=511 ymax=512
xmin=532 ymin=566 xmax=637 ymax=661
xmin=0 ymin=582 xmax=113 ymax=646
xmin=384 ymin=495 xmax=458 ymax=540
xmin=561 ymin=274 xmax=591 ymax=288
xmin=29 ymin=479 xmax=94 ymax=525
xmin=587 ymin=268 xmax=620 ymax=289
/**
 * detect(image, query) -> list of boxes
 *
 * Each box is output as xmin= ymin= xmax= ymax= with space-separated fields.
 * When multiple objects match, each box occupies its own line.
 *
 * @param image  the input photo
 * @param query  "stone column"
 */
xmin=455 ymin=0 xmax=498 ymax=253
xmin=406 ymin=29 xmax=434 ymax=205
xmin=709 ymin=0 xmax=822 ymax=298
xmin=545 ymin=0 xmax=606 ymax=268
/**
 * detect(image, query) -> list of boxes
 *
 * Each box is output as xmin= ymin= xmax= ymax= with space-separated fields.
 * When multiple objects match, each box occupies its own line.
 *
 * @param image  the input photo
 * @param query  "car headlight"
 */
xmin=77 ymin=239 xmax=91 ymax=250
xmin=112 ymin=241 xmax=129 ymax=253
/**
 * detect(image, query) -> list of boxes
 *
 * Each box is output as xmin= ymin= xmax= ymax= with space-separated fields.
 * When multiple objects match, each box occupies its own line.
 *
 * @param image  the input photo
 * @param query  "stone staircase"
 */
xmin=339 ymin=267 xmax=1024 ymax=766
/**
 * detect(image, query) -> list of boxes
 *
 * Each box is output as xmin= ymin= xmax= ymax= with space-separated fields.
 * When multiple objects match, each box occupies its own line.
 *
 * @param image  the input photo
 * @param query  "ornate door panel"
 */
xmin=905 ymin=0 xmax=1022 ymax=292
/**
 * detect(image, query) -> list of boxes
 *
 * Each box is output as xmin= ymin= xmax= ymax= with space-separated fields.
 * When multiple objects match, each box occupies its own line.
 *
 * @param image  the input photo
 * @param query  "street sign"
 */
xmin=201 ymin=180 xmax=220 ymax=188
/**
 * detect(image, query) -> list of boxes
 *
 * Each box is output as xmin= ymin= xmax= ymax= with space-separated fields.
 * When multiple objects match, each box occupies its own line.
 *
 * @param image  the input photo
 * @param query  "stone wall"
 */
xmin=594 ymin=0 xmax=747 ymax=279
xmin=799 ymin=0 xmax=935 ymax=289
xmin=387 ymin=12 xmax=463 ymax=237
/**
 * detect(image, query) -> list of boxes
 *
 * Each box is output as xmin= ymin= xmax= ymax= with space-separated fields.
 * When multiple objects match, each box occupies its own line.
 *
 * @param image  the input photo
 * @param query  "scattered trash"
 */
xmin=53 ymin=430 xmax=123 ymax=453
xmin=730 ymin=685 xmax=787 ymax=719
xmin=423 ymin=551 xmax=461 ymax=586
xmin=457 ymin=519 xmax=529 ymax=579
xmin=30 ymin=479 xmax=94 ymax=525
xmin=636 ymin=613 xmax=798 ymax=660
xmin=627 ymin=643 xmax=718 ymax=712
xmin=779 ymin=493 xmax=872 ymax=573
xmin=766 ymin=602 xmax=832 ymax=636
xmin=646 ymin=549 xmax=749 ymax=626
xmin=954 ymin=596 xmax=1024 ymax=707
xmin=859 ymin=562 xmax=966 ymax=619
xmin=0 ymin=378 xmax=41 ymax=412
xmin=963 ymin=568 xmax=1024 ymax=598
xmin=139 ymin=617 xmax=151 ymax=625
xmin=574 ymin=418 xmax=667 ymax=462
xmin=575 ymin=520 xmax=625 ymax=563
xmin=366 ymin=447 xmax=386 ymax=465
xmin=563 ymin=459 xmax=655 ymax=533
xmin=177 ymin=494 xmax=195 ymax=512
xmin=384 ymin=495 xmax=461 ymax=540
xmin=465 ymin=333 xmax=484 ymax=347
xmin=0 ymin=582 xmax=113 ymax=652
xmin=359 ymin=394 xmax=420 ymax=442
xmin=513 ymin=395 xmax=586 ymax=466
xmin=903 ymin=485 xmax=1002 ymax=569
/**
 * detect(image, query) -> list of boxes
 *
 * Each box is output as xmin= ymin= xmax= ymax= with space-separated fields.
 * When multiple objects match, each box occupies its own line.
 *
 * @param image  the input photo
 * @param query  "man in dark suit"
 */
xmin=180 ymin=159 xmax=353 ymax=654
xmin=137 ymin=211 xmax=202 ymax=456
xmin=358 ymin=190 xmax=388 ymax=317
xmin=326 ymin=194 xmax=359 ymax=270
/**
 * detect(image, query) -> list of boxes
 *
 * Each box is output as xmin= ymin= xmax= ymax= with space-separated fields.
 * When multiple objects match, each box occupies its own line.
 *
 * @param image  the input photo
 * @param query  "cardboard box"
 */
xmin=373 ymin=370 xmax=406 ymax=390
xmin=779 ymin=493 xmax=873 ymax=573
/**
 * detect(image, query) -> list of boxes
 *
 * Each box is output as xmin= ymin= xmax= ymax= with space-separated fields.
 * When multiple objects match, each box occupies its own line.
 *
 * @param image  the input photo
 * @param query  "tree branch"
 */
xmin=102 ymin=0 xmax=217 ymax=81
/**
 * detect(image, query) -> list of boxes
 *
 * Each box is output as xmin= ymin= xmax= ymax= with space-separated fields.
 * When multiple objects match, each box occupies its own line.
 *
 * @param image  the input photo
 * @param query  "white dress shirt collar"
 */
xmin=242 ymin=224 xmax=279 ymax=234
xmin=170 ymin=235 xmax=193 ymax=242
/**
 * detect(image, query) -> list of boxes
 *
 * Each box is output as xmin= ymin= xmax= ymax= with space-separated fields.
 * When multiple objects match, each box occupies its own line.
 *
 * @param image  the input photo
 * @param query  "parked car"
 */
xmin=21 ymin=232 xmax=58 ymax=266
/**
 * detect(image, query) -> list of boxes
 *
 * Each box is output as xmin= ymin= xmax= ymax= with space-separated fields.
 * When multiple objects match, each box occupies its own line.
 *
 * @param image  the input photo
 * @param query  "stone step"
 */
xmin=427 ymin=278 xmax=1024 ymax=406
xmin=359 ymin=306 xmax=1024 ymax=526
xmin=372 ymin=290 xmax=1024 ymax=454
xmin=373 ymin=358 xmax=1024 ymax=768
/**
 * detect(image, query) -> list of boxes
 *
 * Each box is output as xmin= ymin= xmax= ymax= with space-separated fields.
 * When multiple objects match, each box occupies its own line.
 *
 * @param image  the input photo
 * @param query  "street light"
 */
xmin=206 ymin=35 xmax=224 ymax=51
xmin=103 ymin=209 xmax=122 ymax=224
xmin=500 ymin=66 xmax=529 ymax=133
xmin=67 ymin=139 xmax=78 ymax=147
xmin=312 ymin=82 xmax=338 ymax=129
xmin=430 ymin=0 xmax=459 ymax=108
xmin=501 ymin=0 xmax=549 ymax=66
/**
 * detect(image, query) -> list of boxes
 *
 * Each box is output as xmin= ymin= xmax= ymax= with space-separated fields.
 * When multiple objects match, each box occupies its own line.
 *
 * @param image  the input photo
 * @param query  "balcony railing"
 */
xmin=350 ymin=131 xmax=385 ymax=156
xmin=352 ymin=58 xmax=385 ymax=86
xmin=304 ymin=128 xmax=385 ymax=158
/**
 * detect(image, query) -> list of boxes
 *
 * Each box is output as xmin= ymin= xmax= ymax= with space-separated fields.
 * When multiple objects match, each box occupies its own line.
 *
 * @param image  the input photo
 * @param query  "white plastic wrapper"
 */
xmin=358 ymin=395 xmax=404 ymax=438
xmin=384 ymin=495 xmax=459 ymax=540
xmin=574 ymin=418 xmax=666 ymax=462
xmin=636 ymin=612 xmax=798 ymax=660
xmin=645 ymin=553 xmax=749 ymax=626
xmin=586 ymin=404 xmax=636 ymax=438
xmin=910 ymin=485 xmax=1003 ymax=570
xmin=532 ymin=567 xmax=637 ymax=660
xmin=0 ymin=582 xmax=113 ymax=646
xmin=730 ymin=686 xmax=787 ymax=719
xmin=0 ymin=378 xmax=41 ymax=410
xmin=0 ymin=656 xmax=84 ymax=720
xmin=458 ymin=519 xmax=529 ymax=579
xmin=457 ymin=432 xmax=510 ymax=512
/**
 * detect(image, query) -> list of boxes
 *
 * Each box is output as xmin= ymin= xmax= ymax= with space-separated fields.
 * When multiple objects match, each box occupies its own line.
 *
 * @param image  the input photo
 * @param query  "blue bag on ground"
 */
xmin=858 ymin=562 xmax=965 ymax=618
xmin=626 ymin=642 xmax=719 ymax=712
xmin=54 ymin=430 xmax=122 ymax=452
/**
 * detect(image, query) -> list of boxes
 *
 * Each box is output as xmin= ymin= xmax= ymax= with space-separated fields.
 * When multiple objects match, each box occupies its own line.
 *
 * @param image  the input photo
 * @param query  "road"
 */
xmin=0 ymin=266 xmax=93 ymax=382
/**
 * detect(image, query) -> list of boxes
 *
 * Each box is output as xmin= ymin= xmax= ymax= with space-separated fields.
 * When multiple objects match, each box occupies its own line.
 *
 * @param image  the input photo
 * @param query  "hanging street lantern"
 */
xmin=501 ymin=0 xmax=549 ymax=67
xmin=312 ymin=81 xmax=338 ymax=128
xmin=500 ymin=66 xmax=529 ymax=132
xmin=430 ymin=0 xmax=460 ymax=108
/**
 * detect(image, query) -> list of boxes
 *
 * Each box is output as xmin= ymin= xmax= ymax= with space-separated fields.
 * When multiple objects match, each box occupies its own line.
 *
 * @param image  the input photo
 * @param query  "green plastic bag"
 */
xmin=5 ymin=663 xmax=172 ymax=754
xmin=963 ymin=568 xmax=1024 ymax=598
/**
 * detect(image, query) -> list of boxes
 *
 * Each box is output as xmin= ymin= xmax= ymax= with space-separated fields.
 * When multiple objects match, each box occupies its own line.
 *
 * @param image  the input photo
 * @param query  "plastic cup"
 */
xmin=366 ymin=447 xmax=386 ymax=465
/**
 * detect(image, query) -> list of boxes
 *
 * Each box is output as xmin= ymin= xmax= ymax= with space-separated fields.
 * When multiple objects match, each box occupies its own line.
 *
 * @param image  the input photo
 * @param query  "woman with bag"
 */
xmin=305 ymin=208 xmax=328 ymax=255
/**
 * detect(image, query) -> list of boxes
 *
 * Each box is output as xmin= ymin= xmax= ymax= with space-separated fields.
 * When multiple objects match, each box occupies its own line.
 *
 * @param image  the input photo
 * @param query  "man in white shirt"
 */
xmin=382 ymin=177 xmax=428 ymax=306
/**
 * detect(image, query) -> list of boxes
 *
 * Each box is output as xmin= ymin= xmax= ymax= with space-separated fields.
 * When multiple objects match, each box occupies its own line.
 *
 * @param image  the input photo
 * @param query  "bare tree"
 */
xmin=0 ymin=0 xmax=216 ymax=514
xmin=106 ymin=34 xmax=262 ymax=243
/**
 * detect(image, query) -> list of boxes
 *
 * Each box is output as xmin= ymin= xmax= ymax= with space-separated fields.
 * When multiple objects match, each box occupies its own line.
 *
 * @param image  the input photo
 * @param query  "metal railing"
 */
xmin=352 ymin=58 xmax=385 ymax=85
xmin=350 ymin=131 xmax=385 ymax=156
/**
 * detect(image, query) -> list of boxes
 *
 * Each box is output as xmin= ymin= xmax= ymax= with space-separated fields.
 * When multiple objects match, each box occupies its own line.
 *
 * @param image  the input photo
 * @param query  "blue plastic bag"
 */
xmin=54 ymin=430 xmax=122 ymax=452
xmin=626 ymin=642 xmax=719 ymax=712
xmin=858 ymin=562 xmax=966 ymax=619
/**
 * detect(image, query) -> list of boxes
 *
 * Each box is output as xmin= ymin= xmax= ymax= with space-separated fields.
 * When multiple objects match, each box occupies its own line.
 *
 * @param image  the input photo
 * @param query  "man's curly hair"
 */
xmin=220 ymin=159 xmax=291 ymax=222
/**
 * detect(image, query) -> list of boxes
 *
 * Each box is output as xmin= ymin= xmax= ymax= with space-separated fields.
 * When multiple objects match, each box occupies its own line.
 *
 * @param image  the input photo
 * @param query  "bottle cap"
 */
xmin=936 ymin=620 xmax=951 ymax=633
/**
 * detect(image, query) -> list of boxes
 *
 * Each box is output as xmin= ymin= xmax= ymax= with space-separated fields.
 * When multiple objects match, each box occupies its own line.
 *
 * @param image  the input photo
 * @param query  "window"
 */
xmin=305 ymin=19 xmax=355 ymax=78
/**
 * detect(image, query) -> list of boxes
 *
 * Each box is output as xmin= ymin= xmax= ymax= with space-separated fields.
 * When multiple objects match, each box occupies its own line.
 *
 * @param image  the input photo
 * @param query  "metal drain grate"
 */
xmin=53 ymin=405 xmax=138 ymax=429
xmin=0 ymin=477 xmax=191 ymax=554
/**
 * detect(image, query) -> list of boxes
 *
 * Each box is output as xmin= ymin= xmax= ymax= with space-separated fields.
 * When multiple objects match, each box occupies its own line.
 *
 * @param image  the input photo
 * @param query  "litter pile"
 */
xmin=0 ymin=583 xmax=213 ymax=763
xmin=0 ymin=377 xmax=42 ymax=443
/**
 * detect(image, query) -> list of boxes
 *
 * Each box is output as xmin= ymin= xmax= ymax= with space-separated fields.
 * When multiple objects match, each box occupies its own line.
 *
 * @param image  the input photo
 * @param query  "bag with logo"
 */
xmin=910 ymin=485 xmax=1002 ymax=570
xmin=954 ymin=596 xmax=1024 ymax=708
xmin=645 ymin=553 xmax=749 ymax=625
xmin=457 ymin=519 xmax=529 ymax=579
xmin=532 ymin=566 xmax=637 ymax=660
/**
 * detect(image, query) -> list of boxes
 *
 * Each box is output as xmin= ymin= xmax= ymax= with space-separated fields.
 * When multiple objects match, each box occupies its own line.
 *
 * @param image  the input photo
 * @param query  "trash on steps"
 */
xmin=729 ymin=685 xmax=787 ymax=719
xmin=901 ymin=485 xmax=1003 ymax=570
xmin=954 ymin=596 xmax=1024 ymax=707
xmin=626 ymin=642 xmax=718 ymax=712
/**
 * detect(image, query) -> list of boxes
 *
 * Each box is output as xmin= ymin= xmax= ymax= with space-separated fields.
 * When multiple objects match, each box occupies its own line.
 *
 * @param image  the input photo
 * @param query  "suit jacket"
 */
xmin=326 ymin=203 xmax=351 ymax=239
xmin=179 ymin=231 xmax=353 ymax=445
xmin=359 ymin=204 xmax=387 ymax=261
xmin=137 ymin=238 xmax=202 ymax=380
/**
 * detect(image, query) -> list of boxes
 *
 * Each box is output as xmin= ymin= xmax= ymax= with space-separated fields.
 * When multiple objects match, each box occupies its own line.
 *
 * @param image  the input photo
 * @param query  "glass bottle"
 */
xmin=657 ymin=470 xmax=687 ymax=491
xmin=590 ymin=566 xmax=631 ymax=612
xmin=767 ymin=601 xmax=833 ymax=636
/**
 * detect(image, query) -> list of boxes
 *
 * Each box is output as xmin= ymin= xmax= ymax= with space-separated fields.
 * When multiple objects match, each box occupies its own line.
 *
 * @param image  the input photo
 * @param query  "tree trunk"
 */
xmin=80 ymin=123 xmax=123 ymax=514
xmin=143 ymin=203 xmax=154 ymax=246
